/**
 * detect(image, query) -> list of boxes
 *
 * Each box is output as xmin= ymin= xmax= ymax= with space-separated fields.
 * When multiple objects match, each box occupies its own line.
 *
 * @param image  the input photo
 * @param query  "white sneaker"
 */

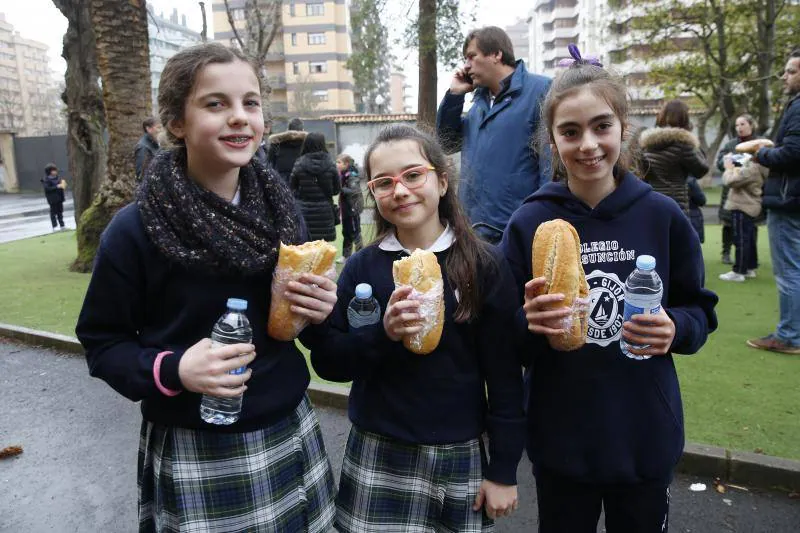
xmin=746 ymin=269 xmax=757 ymax=278
xmin=719 ymin=271 xmax=746 ymax=282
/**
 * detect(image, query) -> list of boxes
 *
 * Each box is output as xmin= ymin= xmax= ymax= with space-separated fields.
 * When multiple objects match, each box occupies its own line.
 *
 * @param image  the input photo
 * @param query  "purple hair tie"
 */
xmin=557 ymin=43 xmax=603 ymax=68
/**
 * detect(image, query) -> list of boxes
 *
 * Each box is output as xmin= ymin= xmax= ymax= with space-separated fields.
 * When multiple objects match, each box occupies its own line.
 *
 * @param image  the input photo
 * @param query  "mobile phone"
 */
xmin=463 ymin=71 xmax=473 ymax=84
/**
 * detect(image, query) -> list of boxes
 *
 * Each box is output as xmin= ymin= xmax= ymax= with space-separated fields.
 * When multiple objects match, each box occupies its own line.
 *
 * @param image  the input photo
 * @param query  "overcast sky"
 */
xmin=3 ymin=0 xmax=530 ymax=109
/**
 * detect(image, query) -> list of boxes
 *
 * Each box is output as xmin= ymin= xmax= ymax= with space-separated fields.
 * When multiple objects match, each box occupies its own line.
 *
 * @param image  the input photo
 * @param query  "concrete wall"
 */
xmin=335 ymin=119 xmax=416 ymax=168
xmin=12 ymin=135 xmax=69 ymax=192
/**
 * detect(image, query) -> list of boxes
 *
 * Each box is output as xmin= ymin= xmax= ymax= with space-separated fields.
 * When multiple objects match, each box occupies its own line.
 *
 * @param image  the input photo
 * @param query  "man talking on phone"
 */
xmin=437 ymin=26 xmax=551 ymax=244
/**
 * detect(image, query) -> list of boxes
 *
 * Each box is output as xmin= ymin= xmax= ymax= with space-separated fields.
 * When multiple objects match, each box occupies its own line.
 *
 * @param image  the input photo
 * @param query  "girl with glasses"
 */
xmin=307 ymin=124 xmax=525 ymax=532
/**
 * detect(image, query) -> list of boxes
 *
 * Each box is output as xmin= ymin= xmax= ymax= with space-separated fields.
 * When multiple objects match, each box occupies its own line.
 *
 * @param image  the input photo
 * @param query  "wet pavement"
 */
xmin=1 ymin=340 xmax=798 ymax=532
xmin=0 ymin=193 xmax=76 ymax=244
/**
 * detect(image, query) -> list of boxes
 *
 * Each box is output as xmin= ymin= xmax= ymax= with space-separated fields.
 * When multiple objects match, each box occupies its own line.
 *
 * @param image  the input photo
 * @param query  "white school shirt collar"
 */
xmin=231 ymin=183 xmax=241 ymax=206
xmin=378 ymin=224 xmax=455 ymax=254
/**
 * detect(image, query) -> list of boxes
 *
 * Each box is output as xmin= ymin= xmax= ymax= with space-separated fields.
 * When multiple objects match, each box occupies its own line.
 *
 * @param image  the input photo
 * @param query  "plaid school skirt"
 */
xmin=137 ymin=394 xmax=336 ymax=533
xmin=335 ymin=427 xmax=494 ymax=533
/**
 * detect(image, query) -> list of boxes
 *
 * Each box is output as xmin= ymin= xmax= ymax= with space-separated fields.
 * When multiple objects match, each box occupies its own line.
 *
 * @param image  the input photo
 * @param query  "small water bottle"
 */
xmin=347 ymin=283 xmax=381 ymax=328
xmin=620 ymin=255 xmax=663 ymax=360
xmin=200 ymin=298 xmax=252 ymax=425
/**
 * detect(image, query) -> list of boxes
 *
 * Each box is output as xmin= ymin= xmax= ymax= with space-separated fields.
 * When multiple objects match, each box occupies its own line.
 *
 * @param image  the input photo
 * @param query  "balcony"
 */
xmin=542 ymin=46 xmax=570 ymax=62
xmin=266 ymin=74 xmax=286 ymax=89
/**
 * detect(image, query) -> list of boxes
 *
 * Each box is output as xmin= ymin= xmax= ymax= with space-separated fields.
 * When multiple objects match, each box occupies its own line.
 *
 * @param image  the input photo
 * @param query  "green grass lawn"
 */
xmin=1 ymin=224 xmax=798 ymax=460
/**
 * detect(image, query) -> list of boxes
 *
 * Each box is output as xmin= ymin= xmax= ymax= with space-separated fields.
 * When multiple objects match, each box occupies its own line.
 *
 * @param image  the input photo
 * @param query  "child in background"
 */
xmin=309 ymin=124 xmax=525 ymax=532
xmin=335 ymin=153 xmax=364 ymax=263
xmin=75 ymin=43 xmax=337 ymax=532
xmin=501 ymin=46 xmax=718 ymax=532
xmin=41 ymin=163 xmax=66 ymax=231
xmin=719 ymin=154 xmax=767 ymax=282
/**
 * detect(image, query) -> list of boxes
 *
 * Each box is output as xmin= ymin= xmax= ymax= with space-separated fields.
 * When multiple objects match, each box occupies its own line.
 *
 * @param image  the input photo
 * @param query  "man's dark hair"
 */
xmin=288 ymin=117 xmax=304 ymax=131
xmin=462 ymin=26 xmax=516 ymax=67
xmin=44 ymin=163 xmax=57 ymax=174
xmin=142 ymin=117 xmax=158 ymax=132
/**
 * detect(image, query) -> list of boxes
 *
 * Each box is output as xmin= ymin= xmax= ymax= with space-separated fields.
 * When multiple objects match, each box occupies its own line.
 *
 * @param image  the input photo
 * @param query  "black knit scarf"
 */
xmin=137 ymin=149 xmax=302 ymax=275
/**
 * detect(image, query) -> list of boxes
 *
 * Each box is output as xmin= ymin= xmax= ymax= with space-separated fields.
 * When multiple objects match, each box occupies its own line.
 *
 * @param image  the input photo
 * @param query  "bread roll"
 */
xmin=735 ymin=139 xmax=773 ymax=154
xmin=392 ymin=249 xmax=444 ymax=355
xmin=267 ymin=240 xmax=337 ymax=341
xmin=532 ymin=219 xmax=590 ymax=351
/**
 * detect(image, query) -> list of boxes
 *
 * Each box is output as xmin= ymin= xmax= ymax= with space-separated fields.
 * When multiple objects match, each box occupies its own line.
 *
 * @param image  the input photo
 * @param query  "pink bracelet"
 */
xmin=153 ymin=351 xmax=181 ymax=397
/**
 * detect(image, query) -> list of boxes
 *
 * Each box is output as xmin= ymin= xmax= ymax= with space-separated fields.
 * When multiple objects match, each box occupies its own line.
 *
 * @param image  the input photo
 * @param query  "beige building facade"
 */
xmin=0 ymin=13 xmax=64 ymax=137
xmin=212 ymin=0 xmax=355 ymax=120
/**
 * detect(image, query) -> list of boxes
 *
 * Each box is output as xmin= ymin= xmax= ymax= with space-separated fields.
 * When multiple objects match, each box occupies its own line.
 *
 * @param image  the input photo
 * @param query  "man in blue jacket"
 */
xmin=744 ymin=49 xmax=800 ymax=355
xmin=437 ymin=26 xmax=551 ymax=244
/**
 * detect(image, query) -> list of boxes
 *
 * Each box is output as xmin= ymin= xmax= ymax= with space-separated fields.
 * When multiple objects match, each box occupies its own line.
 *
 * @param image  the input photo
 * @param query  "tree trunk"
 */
xmin=755 ymin=0 xmax=777 ymax=135
xmin=417 ymin=0 xmax=437 ymax=132
xmin=53 ymin=0 xmax=107 ymax=224
xmin=72 ymin=0 xmax=152 ymax=272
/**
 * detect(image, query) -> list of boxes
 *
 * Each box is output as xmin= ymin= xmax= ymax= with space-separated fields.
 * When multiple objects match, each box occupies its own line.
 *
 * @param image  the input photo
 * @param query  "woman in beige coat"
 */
xmin=719 ymin=155 xmax=768 ymax=282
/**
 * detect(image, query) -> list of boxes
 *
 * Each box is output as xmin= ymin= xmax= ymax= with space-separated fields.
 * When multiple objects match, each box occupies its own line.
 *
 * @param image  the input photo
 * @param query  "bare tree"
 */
xmin=291 ymin=73 xmax=320 ymax=116
xmin=70 ymin=0 xmax=151 ymax=272
xmin=0 ymin=87 xmax=23 ymax=132
xmin=52 ymin=0 xmax=107 ymax=224
xmin=222 ymin=0 xmax=282 ymax=124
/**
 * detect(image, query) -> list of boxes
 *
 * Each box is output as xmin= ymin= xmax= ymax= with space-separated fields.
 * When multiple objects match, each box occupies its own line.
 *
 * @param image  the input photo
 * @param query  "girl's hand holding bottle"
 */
xmin=473 ymin=480 xmax=518 ymax=519
xmin=621 ymin=308 xmax=676 ymax=357
xmin=284 ymin=273 xmax=338 ymax=324
xmin=383 ymin=286 xmax=422 ymax=342
xmin=178 ymin=338 xmax=256 ymax=397
xmin=523 ymin=277 xmax=572 ymax=335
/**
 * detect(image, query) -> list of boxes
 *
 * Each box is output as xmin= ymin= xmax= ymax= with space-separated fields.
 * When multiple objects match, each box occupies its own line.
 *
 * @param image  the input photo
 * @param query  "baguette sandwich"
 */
xmin=267 ymin=240 xmax=337 ymax=341
xmin=392 ymin=249 xmax=444 ymax=355
xmin=532 ymin=219 xmax=590 ymax=351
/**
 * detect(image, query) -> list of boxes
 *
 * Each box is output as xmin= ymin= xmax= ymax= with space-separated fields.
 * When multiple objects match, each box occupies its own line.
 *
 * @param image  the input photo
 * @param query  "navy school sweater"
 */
xmin=306 ymin=243 xmax=526 ymax=485
xmin=75 ymin=203 xmax=319 ymax=433
xmin=501 ymin=172 xmax=718 ymax=485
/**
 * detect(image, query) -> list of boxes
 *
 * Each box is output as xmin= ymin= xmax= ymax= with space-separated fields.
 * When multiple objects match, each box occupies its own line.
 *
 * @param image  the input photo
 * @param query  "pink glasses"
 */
xmin=366 ymin=165 xmax=435 ymax=198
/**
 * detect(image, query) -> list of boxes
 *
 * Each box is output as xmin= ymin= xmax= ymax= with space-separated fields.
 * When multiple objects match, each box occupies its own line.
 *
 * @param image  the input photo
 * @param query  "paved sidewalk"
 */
xmin=0 ymin=192 xmax=75 ymax=243
xmin=1 ymin=340 xmax=799 ymax=532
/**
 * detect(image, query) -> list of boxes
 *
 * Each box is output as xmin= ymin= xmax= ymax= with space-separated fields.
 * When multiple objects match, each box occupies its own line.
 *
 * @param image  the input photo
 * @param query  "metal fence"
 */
xmin=13 ymin=135 xmax=70 ymax=192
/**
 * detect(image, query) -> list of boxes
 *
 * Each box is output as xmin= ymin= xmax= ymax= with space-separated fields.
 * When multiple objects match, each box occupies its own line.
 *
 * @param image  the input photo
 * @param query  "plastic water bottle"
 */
xmin=347 ymin=283 xmax=381 ymax=328
xmin=620 ymin=255 xmax=663 ymax=360
xmin=200 ymin=298 xmax=252 ymax=425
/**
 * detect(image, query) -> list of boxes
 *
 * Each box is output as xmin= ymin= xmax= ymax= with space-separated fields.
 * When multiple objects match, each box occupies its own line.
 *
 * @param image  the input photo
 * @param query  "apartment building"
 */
xmin=148 ymin=7 xmax=203 ymax=114
xmin=505 ymin=18 xmax=531 ymax=66
xmin=212 ymin=0 xmax=355 ymax=120
xmin=0 ymin=13 xmax=65 ymax=137
xmin=528 ymin=0 xmax=661 ymax=114
xmin=389 ymin=70 xmax=411 ymax=114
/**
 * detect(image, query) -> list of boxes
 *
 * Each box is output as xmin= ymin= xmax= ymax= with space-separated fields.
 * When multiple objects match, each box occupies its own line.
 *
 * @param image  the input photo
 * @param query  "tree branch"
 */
xmin=223 ymin=0 xmax=245 ymax=50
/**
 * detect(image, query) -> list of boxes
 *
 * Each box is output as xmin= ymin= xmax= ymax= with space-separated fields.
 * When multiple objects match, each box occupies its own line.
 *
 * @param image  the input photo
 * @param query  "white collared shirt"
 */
xmin=378 ymin=224 xmax=455 ymax=254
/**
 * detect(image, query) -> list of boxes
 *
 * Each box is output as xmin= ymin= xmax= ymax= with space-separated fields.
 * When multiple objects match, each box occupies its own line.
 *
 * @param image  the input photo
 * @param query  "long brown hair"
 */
xmin=363 ymin=124 xmax=495 ymax=323
xmin=656 ymin=99 xmax=691 ymax=130
xmin=537 ymin=62 xmax=638 ymax=183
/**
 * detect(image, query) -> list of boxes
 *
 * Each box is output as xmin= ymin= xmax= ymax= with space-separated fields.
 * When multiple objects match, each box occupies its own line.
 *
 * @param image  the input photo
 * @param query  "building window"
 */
xmin=308 ymin=32 xmax=326 ymax=45
xmin=312 ymin=90 xmax=328 ymax=102
xmin=306 ymin=3 xmax=324 ymax=16
xmin=293 ymin=62 xmax=300 ymax=75
xmin=309 ymin=61 xmax=327 ymax=74
xmin=231 ymin=8 xmax=245 ymax=21
xmin=291 ymin=33 xmax=297 ymax=46
xmin=290 ymin=3 xmax=295 ymax=16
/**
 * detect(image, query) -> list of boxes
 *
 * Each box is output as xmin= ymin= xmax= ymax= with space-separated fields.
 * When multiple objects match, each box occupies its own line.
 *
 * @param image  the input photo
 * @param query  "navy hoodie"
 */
xmin=501 ymin=172 xmax=718 ymax=485
xmin=306 ymin=240 xmax=526 ymax=485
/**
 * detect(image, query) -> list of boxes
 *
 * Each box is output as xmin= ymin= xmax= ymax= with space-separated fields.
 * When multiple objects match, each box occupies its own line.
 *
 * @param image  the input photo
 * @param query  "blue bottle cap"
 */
xmin=355 ymin=283 xmax=373 ymax=299
xmin=636 ymin=255 xmax=656 ymax=271
xmin=227 ymin=298 xmax=248 ymax=311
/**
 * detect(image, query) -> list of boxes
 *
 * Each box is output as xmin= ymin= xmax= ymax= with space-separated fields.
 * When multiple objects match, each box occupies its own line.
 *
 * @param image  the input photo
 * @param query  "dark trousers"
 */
xmin=49 ymin=201 xmax=64 ymax=228
xmin=732 ymin=210 xmax=758 ymax=274
xmin=342 ymin=212 xmax=362 ymax=258
xmin=721 ymin=224 xmax=733 ymax=256
xmin=535 ymin=468 xmax=670 ymax=533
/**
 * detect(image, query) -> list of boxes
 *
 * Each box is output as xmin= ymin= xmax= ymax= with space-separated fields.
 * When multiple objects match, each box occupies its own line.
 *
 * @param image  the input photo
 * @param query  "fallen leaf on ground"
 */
xmin=0 ymin=445 xmax=23 ymax=459
xmin=753 ymin=448 xmax=764 ymax=454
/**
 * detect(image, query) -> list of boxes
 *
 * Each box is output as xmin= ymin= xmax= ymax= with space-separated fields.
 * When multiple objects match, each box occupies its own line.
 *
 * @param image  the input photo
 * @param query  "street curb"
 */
xmin=3 ymin=323 xmax=799 ymax=492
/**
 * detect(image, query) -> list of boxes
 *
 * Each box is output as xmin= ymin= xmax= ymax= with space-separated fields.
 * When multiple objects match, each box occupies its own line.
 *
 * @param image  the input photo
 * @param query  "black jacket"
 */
xmin=339 ymin=165 xmax=364 ymax=216
xmin=134 ymin=134 xmax=159 ymax=178
xmin=757 ymin=94 xmax=800 ymax=212
xmin=267 ymin=131 xmax=307 ymax=182
xmin=639 ymin=127 xmax=710 ymax=212
xmin=290 ymin=152 xmax=340 ymax=241
xmin=41 ymin=174 xmax=64 ymax=205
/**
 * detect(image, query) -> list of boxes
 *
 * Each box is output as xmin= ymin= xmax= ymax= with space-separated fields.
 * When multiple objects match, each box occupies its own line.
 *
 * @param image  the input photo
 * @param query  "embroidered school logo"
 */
xmin=585 ymin=270 xmax=625 ymax=346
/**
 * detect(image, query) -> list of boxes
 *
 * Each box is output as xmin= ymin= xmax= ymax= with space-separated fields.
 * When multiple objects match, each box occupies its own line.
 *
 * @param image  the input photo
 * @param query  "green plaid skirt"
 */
xmin=335 ymin=426 xmax=494 ymax=533
xmin=137 ymin=394 xmax=336 ymax=532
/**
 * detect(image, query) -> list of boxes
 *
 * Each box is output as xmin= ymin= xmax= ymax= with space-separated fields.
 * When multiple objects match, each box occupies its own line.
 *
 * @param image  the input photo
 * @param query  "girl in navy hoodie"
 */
xmin=76 ymin=43 xmax=337 ymax=532
xmin=501 ymin=47 xmax=718 ymax=532
xmin=309 ymin=124 xmax=525 ymax=532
